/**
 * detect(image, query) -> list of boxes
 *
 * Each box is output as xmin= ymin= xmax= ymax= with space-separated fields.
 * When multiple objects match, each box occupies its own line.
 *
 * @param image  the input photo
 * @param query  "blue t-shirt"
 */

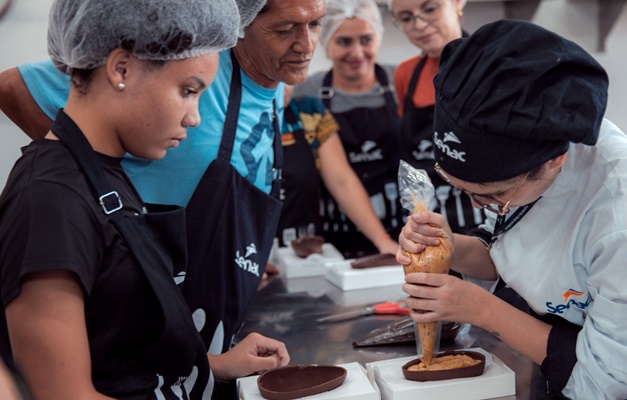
xmin=19 ymin=52 xmax=284 ymax=206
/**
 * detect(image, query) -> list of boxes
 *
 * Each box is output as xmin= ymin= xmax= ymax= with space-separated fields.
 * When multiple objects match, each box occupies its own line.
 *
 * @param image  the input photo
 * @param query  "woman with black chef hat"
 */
xmin=397 ymin=20 xmax=627 ymax=399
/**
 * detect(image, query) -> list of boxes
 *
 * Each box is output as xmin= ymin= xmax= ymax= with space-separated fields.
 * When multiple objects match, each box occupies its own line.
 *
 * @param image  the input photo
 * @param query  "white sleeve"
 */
xmin=562 ymin=230 xmax=627 ymax=399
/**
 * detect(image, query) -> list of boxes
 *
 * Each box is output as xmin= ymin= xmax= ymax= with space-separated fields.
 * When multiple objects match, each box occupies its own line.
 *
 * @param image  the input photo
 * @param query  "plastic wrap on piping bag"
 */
xmin=397 ymin=160 xmax=450 ymax=362
xmin=398 ymin=160 xmax=434 ymax=213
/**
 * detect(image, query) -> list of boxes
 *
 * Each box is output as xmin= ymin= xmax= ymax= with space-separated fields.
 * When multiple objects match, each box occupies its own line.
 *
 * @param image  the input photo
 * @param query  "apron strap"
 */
xmin=320 ymin=64 xmax=395 ymax=116
xmin=403 ymin=54 xmax=428 ymax=114
xmin=318 ymin=69 xmax=335 ymax=108
xmin=320 ymin=70 xmax=334 ymax=110
xmin=218 ymin=50 xmax=283 ymax=196
xmin=403 ymin=31 xmax=467 ymax=113
xmin=217 ymin=50 xmax=243 ymax=161
xmin=373 ymin=64 xmax=398 ymax=119
xmin=319 ymin=65 xmax=398 ymax=139
xmin=50 ymin=109 xmax=183 ymax=282
xmin=271 ymin=99 xmax=283 ymax=195
xmin=51 ymin=110 xmax=125 ymax=218
xmin=283 ymin=101 xmax=301 ymax=127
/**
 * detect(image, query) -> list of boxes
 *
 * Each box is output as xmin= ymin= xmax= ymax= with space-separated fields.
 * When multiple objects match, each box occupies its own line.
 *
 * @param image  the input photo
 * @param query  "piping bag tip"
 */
xmin=414 ymin=320 xmax=443 ymax=365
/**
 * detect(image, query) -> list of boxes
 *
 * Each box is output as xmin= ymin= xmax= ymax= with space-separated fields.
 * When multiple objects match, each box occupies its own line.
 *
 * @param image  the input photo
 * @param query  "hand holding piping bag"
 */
xmin=397 ymin=161 xmax=454 ymax=366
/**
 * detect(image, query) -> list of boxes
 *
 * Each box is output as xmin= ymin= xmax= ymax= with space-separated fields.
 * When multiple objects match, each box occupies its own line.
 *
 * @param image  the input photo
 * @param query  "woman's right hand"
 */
xmin=208 ymin=332 xmax=290 ymax=381
xmin=396 ymin=210 xmax=453 ymax=264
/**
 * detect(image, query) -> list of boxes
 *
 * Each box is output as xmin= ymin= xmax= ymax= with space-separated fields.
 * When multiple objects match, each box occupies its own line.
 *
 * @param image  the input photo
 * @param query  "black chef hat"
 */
xmin=432 ymin=20 xmax=608 ymax=183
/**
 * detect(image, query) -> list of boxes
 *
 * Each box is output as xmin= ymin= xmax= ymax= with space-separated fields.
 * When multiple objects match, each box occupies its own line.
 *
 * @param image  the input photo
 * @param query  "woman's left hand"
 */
xmin=208 ymin=332 xmax=290 ymax=381
xmin=258 ymin=262 xmax=280 ymax=291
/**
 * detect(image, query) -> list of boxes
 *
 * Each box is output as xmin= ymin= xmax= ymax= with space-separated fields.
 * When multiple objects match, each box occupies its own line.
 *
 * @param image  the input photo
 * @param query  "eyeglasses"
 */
xmin=434 ymin=163 xmax=529 ymax=216
xmin=393 ymin=0 xmax=444 ymax=30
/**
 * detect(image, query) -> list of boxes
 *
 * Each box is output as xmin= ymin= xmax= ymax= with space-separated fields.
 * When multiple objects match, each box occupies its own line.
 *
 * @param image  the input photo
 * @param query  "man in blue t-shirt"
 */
xmin=13 ymin=52 xmax=284 ymax=206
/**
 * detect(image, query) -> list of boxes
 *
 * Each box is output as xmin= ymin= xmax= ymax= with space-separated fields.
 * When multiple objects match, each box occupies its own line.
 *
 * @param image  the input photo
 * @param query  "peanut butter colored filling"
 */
xmin=407 ymin=354 xmax=480 ymax=371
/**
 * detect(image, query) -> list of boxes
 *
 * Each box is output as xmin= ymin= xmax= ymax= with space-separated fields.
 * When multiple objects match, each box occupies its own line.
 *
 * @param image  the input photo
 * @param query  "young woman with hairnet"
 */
xmin=388 ymin=0 xmax=483 ymax=235
xmin=293 ymin=0 xmax=402 ymax=259
xmin=397 ymin=20 xmax=627 ymax=399
xmin=0 ymin=2 xmax=327 ymax=393
xmin=0 ymin=0 xmax=289 ymax=399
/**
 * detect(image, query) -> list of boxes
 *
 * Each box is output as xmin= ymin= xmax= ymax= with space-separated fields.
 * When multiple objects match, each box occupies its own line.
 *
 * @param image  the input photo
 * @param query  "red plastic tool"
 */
xmin=317 ymin=301 xmax=409 ymax=323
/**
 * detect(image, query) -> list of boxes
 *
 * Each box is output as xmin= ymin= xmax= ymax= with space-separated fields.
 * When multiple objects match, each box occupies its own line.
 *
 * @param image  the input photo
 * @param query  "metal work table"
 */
xmin=237 ymin=274 xmax=554 ymax=400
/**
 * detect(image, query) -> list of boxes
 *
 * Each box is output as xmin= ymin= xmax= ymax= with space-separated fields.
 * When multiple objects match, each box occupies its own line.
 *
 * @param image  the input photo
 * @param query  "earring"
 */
xmin=458 ymin=10 xmax=464 ymax=17
xmin=117 ymin=82 xmax=125 ymax=91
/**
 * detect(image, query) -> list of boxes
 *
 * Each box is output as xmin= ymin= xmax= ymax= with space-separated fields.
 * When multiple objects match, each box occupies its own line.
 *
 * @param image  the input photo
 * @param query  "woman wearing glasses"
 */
xmin=398 ymin=20 xmax=627 ymax=399
xmin=293 ymin=0 xmax=402 ymax=258
xmin=388 ymin=0 xmax=480 ymax=234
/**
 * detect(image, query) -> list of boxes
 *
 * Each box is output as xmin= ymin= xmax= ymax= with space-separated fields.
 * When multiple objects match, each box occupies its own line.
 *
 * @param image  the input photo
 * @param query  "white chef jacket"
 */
xmin=483 ymin=119 xmax=627 ymax=399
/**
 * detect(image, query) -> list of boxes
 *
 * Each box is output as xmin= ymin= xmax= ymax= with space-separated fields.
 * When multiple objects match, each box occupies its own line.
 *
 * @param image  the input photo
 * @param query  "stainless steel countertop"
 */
xmin=236 ymin=274 xmax=554 ymax=400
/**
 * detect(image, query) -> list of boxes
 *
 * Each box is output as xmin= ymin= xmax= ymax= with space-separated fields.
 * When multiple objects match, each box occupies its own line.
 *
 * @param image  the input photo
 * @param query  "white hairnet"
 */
xmin=236 ymin=0 xmax=269 ymax=38
xmin=320 ymin=0 xmax=384 ymax=50
xmin=48 ymin=0 xmax=243 ymax=74
xmin=386 ymin=0 xmax=467 ymax=11
xmin=237 ymin=0 xmax=268 ymax=29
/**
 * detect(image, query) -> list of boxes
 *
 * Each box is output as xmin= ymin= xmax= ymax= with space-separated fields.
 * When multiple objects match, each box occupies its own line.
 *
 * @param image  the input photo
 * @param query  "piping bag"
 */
xmin=398 ymin=160 xmax=454 ymax=366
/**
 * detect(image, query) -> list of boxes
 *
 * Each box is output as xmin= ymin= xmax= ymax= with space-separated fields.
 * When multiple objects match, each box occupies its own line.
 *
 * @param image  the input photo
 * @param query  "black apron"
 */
xmin=276 ymin=101 xmax=321 ymax=246
xmin=319 ymin=64 xmax=402 ymax=258
xmin=182 ymin=51 xmax=283 ymax=358
xmin=399 ymin=55 xmax=484 ymax=233
xmin=51 ymin=110 xmax=210 ymax=399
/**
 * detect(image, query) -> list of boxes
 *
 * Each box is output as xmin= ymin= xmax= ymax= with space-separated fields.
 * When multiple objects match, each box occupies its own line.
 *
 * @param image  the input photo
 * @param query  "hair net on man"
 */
xmin=48 ymin=0 xmax=246 ymax=74
xmin=237 ymin=0 xmax=268 ymax=38
xmin=320 ymin=0 xmax=384 ymax=50
xmin=237 ymin=0 xmax=268 ymax=30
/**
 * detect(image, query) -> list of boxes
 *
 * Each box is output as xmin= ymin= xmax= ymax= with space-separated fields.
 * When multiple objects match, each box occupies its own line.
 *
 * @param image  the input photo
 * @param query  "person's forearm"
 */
xmin=450 ymin=233 xmax=497 ymax=280
xmin=326 ymin=173 xmax=394 ymax=251
xmin=6 ymin=271 xmax=115 ymax=400
xmin=207 ymin=353 xmax=231 ymax=382
xmin=318 ymin=135 xmax=396 ymax=252
xmin=0 ymin=361 xmax=23 ymax=400
xmin=0 ymin=67 xmax=52 ymax=139
xmin=474 ymin=289 xmax=551 ymax=365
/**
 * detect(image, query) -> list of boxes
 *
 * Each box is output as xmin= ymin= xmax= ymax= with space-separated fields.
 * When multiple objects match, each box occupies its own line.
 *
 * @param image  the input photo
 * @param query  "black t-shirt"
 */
xmin=0 ymin=140 xmax=206 ymax=398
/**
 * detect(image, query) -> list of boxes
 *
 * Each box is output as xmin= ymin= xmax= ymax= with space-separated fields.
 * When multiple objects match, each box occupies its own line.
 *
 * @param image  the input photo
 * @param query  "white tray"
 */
xmin=276 ymin=243 xmax=344 ymax=278
xmin=324 ymin=260 xmax=405 ymax=291
xmin=365 ymin=348 xmax=515 ymax=400
xmin=279 ymin=275 xmax=329 ymax=296
xmin=324 ymin=282 xmax=407 ymax=307
xmin=237 ymin=362 xmax=380 ymax=400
